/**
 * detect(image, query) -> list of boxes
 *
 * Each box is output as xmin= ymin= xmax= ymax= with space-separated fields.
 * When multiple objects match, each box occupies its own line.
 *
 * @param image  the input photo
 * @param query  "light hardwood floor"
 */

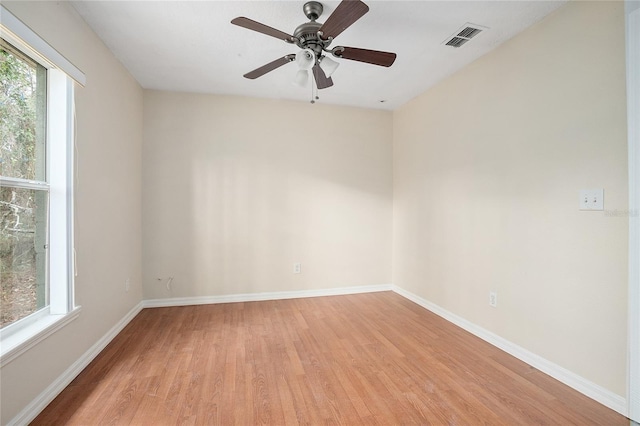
xmin=32 ymin=291 xmax=628 ymax=425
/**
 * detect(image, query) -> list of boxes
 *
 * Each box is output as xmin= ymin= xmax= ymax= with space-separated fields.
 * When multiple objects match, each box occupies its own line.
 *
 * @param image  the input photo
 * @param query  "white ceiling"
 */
xmin=71 ymin=0 xmax=566 ymax=111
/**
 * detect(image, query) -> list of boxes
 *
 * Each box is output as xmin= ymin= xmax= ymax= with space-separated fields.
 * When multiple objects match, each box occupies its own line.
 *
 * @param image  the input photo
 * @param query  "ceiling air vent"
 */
xmin=443 ymin=23 xmax=487 ymax=48
xmin=445 ymin=37 xmax=469 ymax=48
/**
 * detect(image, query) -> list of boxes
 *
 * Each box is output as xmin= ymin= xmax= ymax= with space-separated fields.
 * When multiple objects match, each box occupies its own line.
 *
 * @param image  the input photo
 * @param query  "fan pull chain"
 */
xmin=310 ymin=73 xmax=319 ymax=104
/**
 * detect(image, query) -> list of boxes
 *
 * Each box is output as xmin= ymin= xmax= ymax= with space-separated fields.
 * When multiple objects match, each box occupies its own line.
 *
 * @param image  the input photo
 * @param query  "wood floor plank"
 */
xmin=31 ymin=292 xmax=629 ymax=425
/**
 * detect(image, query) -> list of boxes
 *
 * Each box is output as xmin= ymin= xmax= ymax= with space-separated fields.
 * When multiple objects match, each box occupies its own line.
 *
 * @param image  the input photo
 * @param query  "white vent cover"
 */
xmin=443 ymin=23 xmax=488 ymax=48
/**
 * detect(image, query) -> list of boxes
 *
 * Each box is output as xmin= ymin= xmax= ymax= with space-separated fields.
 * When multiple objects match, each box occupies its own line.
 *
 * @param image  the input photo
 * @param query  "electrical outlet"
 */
xmin=489 ymin=291 xmax=497 ymax=308
xmin=293 ymin=263 xmax=301 ymax=274
xmin=579 ymin=189 xmax=604 ymax=211
xmin=125 ymin=278 xmax=130 ymax=292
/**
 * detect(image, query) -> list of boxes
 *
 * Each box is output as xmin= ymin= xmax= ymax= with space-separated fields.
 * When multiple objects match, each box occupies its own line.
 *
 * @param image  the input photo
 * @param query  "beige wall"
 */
xmin=142 ymin=92 xmax=393 ymax=299
xmin=1 ymin=2 xmax=143 ymax=423
xmin=393 ymin=0 xmax=628 ymax=395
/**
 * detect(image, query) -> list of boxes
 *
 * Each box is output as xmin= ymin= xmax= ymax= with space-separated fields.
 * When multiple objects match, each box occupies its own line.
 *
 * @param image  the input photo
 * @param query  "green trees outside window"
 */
xmin=1 ymin=41 xmax=48 ymax=328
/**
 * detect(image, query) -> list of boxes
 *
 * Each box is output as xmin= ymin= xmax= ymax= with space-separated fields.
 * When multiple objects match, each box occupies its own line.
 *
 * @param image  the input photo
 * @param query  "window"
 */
xmin=1 ymin=40 xmax=48 ymax=328
xmin=0 ymin=5 xmax=85 ymax=365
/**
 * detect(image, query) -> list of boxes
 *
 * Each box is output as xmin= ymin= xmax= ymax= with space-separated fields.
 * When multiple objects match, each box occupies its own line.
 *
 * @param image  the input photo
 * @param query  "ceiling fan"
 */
xmin=231 ymin=0 xmax=397 ymax=95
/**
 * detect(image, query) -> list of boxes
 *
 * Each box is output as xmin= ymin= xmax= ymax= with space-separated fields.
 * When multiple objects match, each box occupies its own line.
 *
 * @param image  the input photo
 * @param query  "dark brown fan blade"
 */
xmin=231 ymin=17 xmax=295 ymax=42
xmin=334 ymin=47 xmax=396 ymax=67
xmin=244 ymin=55 xmax=295 ymax=79
xmin=318 ymin=0 xmax=369 ymax=40
xmin=312 ymin=65 xmax=334 ymax=89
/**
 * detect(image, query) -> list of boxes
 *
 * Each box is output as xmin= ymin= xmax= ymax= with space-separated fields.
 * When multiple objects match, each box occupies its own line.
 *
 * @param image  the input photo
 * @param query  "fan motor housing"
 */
xmin=294 ymin=21 xmax=325 ymax=55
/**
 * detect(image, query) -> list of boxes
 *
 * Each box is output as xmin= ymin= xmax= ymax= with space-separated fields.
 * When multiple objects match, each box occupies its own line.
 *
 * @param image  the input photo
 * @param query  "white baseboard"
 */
xmin=142 ymin=284 xmax=393 ymax=308
xmin=392 ymin=285 xmax=627 ymax=416
xmin=8 ymin=302 xmax=144 ymax=426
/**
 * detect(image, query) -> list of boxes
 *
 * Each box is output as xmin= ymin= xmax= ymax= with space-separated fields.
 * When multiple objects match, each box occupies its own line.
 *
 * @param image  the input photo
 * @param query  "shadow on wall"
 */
xmin=142 ymin=95 xmax=393 ymax=299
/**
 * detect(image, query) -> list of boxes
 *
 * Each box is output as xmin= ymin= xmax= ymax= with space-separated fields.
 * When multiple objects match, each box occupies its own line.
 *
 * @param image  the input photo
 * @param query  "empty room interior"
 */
xmin=1 ymin=0 xmax=639 ymax=424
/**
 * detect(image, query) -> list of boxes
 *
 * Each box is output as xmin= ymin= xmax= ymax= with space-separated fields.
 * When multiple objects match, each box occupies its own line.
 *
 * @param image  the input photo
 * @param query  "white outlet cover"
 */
xmin=579 ymin=189 xmax=604 ymax=211
xmin=489 ymin=291 xmax=497 ymax=307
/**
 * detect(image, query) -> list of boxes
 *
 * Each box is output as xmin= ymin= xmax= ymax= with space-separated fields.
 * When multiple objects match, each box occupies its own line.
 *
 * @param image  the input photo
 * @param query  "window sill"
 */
xmin=0 ymin=306 xmax=81 ymax=368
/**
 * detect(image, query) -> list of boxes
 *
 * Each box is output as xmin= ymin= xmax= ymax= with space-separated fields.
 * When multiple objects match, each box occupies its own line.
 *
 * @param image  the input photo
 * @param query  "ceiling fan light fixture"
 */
xmin=319 ymin=55 xmax=339 ymax=78
xmin=295 ymin=48 xmax=315 ymax=70
xmin=232 ymin=0 xmax=397 ymax=98
xmin=293 ymin=69 xmax=309 ymax=87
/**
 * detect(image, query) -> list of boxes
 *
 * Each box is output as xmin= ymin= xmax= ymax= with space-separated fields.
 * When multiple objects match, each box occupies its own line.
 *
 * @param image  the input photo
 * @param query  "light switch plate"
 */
xmin=579 ymin=189 xmax=604 ymax=211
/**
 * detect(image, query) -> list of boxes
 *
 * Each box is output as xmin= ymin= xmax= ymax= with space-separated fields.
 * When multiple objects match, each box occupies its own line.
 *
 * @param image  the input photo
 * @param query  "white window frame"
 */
xmin=0 ymin=5 xmax=84 ymax=367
